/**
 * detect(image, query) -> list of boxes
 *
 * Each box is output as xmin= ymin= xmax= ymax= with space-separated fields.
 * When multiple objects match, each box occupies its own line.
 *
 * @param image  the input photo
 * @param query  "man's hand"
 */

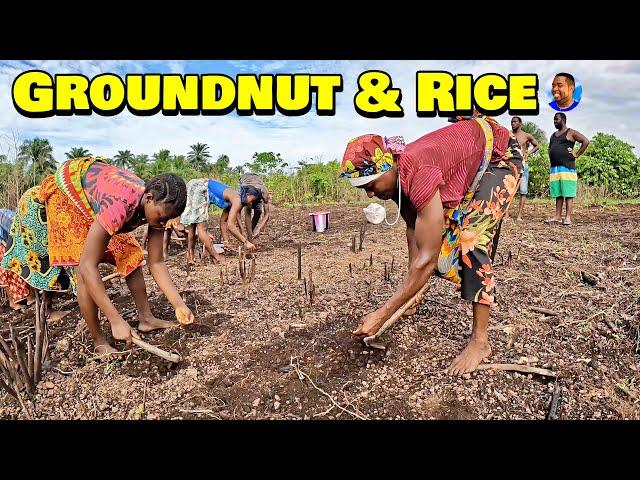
xmin=568 ymin=147 xmax=577 ymax=158
xmin=244 ymin=240 xmax=257 ymax=252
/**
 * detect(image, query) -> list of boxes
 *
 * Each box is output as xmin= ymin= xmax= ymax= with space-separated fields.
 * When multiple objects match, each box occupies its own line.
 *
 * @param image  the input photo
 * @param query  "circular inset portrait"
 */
xmin=546 ymin=72 xmax=582 ymax=112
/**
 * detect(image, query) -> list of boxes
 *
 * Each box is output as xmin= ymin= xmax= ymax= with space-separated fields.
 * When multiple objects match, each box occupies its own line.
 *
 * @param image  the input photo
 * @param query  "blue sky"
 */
xmin=1 ymin=60 xmax=638 ymax=167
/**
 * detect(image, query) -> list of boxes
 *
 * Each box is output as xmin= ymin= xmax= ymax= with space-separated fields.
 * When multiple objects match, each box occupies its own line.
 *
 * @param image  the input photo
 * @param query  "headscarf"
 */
xmin=340 ymin=134 xmax=405 ymax=186
xmin=240 ymin=185 xmax=262 ymax=206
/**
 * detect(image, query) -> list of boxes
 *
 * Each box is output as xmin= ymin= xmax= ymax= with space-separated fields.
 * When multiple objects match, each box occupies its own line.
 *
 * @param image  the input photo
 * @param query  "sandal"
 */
xmin=562 ymin=219 xmax=573 ymax=226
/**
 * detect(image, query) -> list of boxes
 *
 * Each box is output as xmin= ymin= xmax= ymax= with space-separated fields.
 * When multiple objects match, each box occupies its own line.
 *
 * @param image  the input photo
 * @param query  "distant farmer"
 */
xmin=509 ymin=116 xmax=540 ymax=221
xmin=142 ymin=217 xmax=186 ymax=260
xmin=238 ymin=173 xmax=271 ymax=242
xmin=340 ymin=114 xmax=523 ymax=375
xmin=181 ymin=177 xmax=261 ymax=262
xmin=545 ymin=113 xmax=590 ymax=226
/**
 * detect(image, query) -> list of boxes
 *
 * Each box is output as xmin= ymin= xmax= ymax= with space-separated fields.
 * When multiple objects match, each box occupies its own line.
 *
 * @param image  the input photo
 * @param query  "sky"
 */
xmin=1 ymin=60 xmax=638 ymax=167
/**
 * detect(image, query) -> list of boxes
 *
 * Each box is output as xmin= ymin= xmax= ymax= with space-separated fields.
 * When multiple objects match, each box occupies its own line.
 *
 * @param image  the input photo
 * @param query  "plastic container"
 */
xmin=309 ymin=212 xmax=331 ymax=232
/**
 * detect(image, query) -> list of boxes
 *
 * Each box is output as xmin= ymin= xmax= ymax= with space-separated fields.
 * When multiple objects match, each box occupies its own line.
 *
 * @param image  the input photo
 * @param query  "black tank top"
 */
xmin=549 ymin=129 xmax=576 ymax=169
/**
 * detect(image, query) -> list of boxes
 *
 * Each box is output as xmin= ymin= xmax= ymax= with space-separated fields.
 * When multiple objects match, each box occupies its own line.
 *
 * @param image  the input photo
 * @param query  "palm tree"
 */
xmin=17 ymin=138 xmax=57 ymax=185
xmin=65 ymin=147 xmax=91 ymax=159
xmin=131 ymin=154 xmax=149 ymax=178
xmin=112 ymin=150 xmax=135 ymax=169
xmin=146 ymin=149 xmax=172 ymax=177
xmin=521 ymin=121 xmax=547 ymax=145
xmin=187 ymin=142 xmax=211 ymax=171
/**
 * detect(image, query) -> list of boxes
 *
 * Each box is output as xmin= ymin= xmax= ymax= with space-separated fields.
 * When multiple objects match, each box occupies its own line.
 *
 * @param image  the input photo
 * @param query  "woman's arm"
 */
xmin=252 ymin=202 xmax=271 ymax=238
xmin=354 ymin=192 xmax=443 ymax=334
xmin=146 ymin=226 xmax=194 ymax=324
xmin=77 ymin=222 xmax=136 ymax=338
xmin=224 ymin=191 xmax=256 ymax=251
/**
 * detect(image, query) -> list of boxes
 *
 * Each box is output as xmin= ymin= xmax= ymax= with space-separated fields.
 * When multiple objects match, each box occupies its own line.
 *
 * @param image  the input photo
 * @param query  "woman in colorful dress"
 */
xmin=0 ymin=208 xmax=35 ymax=310
xmin=1 ymin=157 xmax=194 ymax=355
xmin=340 ymin=115 xmax=523 ymax=375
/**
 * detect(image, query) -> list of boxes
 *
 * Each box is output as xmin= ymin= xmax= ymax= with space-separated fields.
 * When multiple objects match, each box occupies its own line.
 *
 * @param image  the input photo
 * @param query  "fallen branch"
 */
xmin=476 ymin=363 xmax=558 ymax=377
xmin=530 ymin=307 xmax=559 ymax=317
xmin=363 ymin=282 xmax=431 ymax=346
xmin=131 ymin=338 xmax=181 ymax=363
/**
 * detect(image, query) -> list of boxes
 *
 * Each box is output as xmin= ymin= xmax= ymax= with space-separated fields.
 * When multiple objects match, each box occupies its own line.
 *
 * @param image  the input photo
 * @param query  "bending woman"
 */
xmin=340 ymin=116 xmax=522 ymax=375
xmin=1 ymin=157 xmax=195 ymax=355
xmin=181 ymin=177 xmax=262 ymax=262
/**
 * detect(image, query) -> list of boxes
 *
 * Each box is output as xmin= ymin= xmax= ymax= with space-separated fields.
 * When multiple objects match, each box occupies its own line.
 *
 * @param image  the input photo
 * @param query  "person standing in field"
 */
xmin=510 ymin=116 xmax=540 ymax=221
xmin=545 ymin=113 xmax=589 ymax=226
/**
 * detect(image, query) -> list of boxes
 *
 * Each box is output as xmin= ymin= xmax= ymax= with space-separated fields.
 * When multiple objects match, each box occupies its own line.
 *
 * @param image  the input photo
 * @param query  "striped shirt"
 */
xmin=398 ymin=119 xmax=510 ymax=211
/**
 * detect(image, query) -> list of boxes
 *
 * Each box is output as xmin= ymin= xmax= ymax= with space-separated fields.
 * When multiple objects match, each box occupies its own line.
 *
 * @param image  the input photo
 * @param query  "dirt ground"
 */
xmin=1 ymin=201 xmax=639 ymax=420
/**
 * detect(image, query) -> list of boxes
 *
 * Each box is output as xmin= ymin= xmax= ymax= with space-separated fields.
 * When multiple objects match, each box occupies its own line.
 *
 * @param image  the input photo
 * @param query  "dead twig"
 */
xmin=530 ymin=306 xmax=560 ymax=316
xmin=291 ymin=358 xmax=367 ymax=420
xmin=476 ymin=363 xmax=557 ymax=377
xmin=131 ymin=338 xmax=181 ymax=363
xmin=546 ymin=381 xmax=562 ymax=420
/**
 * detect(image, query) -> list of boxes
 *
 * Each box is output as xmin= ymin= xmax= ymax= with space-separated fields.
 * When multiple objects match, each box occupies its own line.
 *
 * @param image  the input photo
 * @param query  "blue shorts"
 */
xmin=519 ymin=163 xmax=529 ymax=195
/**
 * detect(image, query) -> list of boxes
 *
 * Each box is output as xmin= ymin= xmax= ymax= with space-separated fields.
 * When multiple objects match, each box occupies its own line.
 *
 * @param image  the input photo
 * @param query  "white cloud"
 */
xmin=1 ymin=60 xmax=638 ymax=168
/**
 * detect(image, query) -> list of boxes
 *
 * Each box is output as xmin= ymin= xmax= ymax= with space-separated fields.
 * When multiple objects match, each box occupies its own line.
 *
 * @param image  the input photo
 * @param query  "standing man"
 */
xmin=510 ymin=116 xmax=540 ymax=221
xmin=545 ymin=113 xmax=589 ymax=226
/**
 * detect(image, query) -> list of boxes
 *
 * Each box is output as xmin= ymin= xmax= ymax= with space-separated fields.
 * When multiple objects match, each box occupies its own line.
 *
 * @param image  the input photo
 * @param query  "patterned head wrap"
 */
xmin=340 ymin=134 xmax=405 ymax=186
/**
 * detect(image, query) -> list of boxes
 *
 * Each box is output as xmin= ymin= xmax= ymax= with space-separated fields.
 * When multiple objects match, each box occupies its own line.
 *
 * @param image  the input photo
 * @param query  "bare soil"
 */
xmin=1 ymin=202 xmax=639 ymax=420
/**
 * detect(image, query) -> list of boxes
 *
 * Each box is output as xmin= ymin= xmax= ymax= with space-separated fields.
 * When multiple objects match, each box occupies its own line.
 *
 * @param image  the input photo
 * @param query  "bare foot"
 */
xmin=9 ymin=301 xmax=25 ymax=311
xmin=138 ymin=314 xmax=175 ymax=332
xmin=446 ymin=338 xmax=492 ymax=375
xmin=515 ymin=216 xmax=523 ymax=222
xmin=47 ymin=310 xmax=71 ymax=322
xmin=26 ymin=295 xmax=36 ymax=306
xmin=403 ymin=307 xmax=417 ymax=317
xmin=94 ymin=341 xmax=118 ymax=357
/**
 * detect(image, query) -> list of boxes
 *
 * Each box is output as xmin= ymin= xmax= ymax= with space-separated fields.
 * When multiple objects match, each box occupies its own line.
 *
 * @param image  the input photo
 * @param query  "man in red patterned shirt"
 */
xmin=341 ymin=116 xmax=522 ymax=374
